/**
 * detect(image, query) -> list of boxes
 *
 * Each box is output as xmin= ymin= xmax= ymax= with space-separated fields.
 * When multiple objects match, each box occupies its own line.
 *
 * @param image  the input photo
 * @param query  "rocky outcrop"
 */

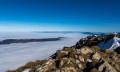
xmin=75 ymin=35 xmax=104 ymax=48
xmin=115 ymin=47 xmax=120 ymax=54
xmin=7 ymin=46 xmax=120 ymax=72
xmin=7 ymin=33 xmax=120 ymax=72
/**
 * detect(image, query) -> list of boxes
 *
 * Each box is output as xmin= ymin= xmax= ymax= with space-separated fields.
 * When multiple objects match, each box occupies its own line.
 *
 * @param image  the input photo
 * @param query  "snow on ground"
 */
xmin=22 ymin=69 xmax=31 ymax=72
xmin=0 ymin=32 xmax=88 ymax=72
xmin=98 ymin=37 xmax=120 ymax=49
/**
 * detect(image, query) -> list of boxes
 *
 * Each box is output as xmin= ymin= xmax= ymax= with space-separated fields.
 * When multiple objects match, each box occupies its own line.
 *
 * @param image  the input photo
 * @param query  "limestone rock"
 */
xmin=98 ymin=61 xmax=117 ymax=72
xmin=80 ymin=47 xmax=93 ymax=54
xmin=92 ymin=52 xmax=101 ymax=60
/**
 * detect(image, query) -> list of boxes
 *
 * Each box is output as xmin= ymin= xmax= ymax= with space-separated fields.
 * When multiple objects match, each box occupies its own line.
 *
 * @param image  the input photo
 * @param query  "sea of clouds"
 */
xmin=0 ymin=32 xmax=88 ymax=72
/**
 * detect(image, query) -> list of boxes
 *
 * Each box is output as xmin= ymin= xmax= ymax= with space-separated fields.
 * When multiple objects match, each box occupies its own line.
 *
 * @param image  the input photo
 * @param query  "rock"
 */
xmin=10 ymin=46 xmax=120 ymax=72
xmin=115 ymin=47 xmax=120 ymax=54
xmin=79 ymin=56 xmax=85 ymax=62
xmin=98 ymin=61 xmax=117 ymax=72
xmin=62 ymin=67 xmax=77 ymax=72
xmin=92 ymin=52 xmax=101 ymax=60
xmin=75 ymin=59 xmax=80 ymax=64
xmin=86 ymin=59 xmax=92 ymax=62
xmin=59 ymin=58 xmax=68 ymax=68
xmin=80 ymin=47 xmax=93 ymax=54
xmin=56 ymin=70 xmax=60 ymax=72
xmin=78 ymin=64 xmax=83 ymax=69
xmin=115 ymin=64 xmax=120 ymax=70
xmin=36 ymin=59 xmax=55 ymax=72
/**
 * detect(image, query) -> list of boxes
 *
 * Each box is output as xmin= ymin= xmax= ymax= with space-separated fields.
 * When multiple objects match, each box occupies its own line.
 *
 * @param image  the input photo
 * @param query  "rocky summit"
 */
xmin=7 ymin=33 xmax=120 ymax=72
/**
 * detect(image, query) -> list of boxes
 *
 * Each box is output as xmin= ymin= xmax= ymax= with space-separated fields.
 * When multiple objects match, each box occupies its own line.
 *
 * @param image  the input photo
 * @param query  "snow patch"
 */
xmin=95 ymin=35 xmax=98 ymax=37
xmin=22 ymin=69 xmax=31 ymax=72
xmin=98 ymin=37 xmax=120 ymax=49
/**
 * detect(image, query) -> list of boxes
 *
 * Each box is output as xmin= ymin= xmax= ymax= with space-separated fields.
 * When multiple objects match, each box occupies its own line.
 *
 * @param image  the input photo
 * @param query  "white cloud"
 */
xmin=0 ymin=32 xmax=88 ymax=72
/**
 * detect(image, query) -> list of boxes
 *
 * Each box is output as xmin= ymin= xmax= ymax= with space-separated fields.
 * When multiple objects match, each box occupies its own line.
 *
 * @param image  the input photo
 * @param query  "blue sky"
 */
xmin=0 ymin=0 xmax=120 ymax=32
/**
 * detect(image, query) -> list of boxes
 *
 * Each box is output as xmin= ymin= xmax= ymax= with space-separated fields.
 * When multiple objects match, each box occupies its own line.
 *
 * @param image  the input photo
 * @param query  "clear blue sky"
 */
xmin=0 ymin=0 xmax=120 ymax=32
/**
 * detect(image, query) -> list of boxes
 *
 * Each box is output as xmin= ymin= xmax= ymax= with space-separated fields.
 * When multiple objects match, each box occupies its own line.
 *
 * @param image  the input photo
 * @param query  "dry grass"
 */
xmin=63 ymin=47 xmax=76 ymax=52
xmin=6 ymin=60 xmax=47 ymax=72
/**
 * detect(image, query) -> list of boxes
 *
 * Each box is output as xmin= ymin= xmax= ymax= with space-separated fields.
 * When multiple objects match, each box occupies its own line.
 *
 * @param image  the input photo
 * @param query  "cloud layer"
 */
xmin=0 ymin=32 xmax=88 ymax=72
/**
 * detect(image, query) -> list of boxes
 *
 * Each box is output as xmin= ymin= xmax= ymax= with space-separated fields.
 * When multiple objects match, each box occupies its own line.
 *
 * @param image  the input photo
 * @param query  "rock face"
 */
xmin=7 ymin=33 xmax=120 ymax=72
xmin=115 ymin=47 xmax=120 ymax=54
xmin=35 ymin=46 xmax=120 ymax=72
xmin=7 ymin=46 xmax=120 ymax=72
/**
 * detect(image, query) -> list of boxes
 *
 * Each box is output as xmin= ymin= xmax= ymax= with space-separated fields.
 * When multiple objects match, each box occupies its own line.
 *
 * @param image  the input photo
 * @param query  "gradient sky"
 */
xmin=0 ymin=0 xmax=120 ymax=32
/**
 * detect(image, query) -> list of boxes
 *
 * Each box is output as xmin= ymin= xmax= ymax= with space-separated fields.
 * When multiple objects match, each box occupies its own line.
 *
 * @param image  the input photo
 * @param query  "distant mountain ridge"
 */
xmin=33 ymin=31 xmax=114 ymax=36
xmin=0 ymin=37 xmax=64 ymax=45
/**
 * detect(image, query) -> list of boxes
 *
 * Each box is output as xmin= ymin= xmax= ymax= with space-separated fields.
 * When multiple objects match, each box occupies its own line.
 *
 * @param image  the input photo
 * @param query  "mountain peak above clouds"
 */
xmin=7 ymin=33 xmax=120 ymax=72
